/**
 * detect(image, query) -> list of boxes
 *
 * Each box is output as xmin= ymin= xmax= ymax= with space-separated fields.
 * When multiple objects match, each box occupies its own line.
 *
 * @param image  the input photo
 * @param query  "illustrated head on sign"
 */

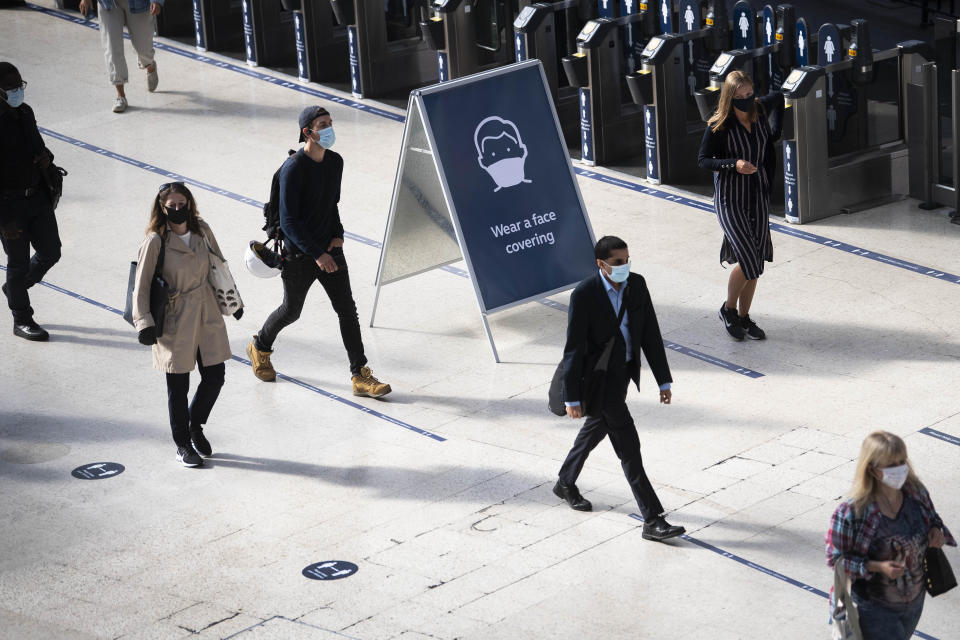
xmin=474 ymin=116 xmax=532 ymax=192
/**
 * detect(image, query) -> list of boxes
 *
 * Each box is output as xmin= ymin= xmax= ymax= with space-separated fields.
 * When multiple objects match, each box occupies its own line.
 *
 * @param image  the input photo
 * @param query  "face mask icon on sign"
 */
xmin=474 ymin=116 xmax=532 ymax=192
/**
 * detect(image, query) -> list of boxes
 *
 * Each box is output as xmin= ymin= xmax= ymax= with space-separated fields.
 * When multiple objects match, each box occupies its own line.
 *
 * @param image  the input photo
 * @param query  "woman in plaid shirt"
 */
xmin=826 ymin=431 xmax=955 ymax=639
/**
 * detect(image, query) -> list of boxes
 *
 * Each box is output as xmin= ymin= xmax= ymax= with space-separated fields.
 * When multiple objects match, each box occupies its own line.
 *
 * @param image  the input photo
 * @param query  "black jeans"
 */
xmin=165 ymin=351 xmax=225 ymax=447
xmin=0 ymin=193 xmax=61 ymax=323
xmin=256 ymin=248 xmax=367 ymax=376
xmin=558 ymin=359 xmax=665 ymax=522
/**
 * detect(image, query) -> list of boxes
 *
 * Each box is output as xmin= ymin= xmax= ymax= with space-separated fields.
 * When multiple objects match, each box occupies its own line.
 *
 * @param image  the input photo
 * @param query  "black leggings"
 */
xmin=165 ymin=351 xmax=225 ymax=447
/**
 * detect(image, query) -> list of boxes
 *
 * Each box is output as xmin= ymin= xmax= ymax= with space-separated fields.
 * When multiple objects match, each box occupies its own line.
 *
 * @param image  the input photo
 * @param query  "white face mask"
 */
xmin=483 ymin=156 xmax=529 ymax=191
xmin=880 ymin=464 xmax=909 ymax=490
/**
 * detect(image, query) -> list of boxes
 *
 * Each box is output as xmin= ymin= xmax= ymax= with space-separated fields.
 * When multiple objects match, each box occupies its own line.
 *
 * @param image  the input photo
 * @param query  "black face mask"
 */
xmin=732 ymin=95 xmax=755 ymax=113
xmin=164 ymin=205 xmax=190 ymax=225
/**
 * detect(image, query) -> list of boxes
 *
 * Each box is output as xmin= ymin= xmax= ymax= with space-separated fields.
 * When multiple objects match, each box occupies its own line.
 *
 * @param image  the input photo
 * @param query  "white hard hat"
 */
xmin=245 ymin=241 xmax=281 ymax=278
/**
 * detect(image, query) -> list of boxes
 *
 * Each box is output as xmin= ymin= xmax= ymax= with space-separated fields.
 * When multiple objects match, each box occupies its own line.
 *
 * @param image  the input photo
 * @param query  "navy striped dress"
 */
xmin=698 ymin=93 xmax=785 ymax=280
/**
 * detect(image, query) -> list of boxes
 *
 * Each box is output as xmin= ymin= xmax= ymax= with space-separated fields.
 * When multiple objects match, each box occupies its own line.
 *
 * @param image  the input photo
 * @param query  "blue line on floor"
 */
xmin=627 ymin=514 xmax=938 ymax=639
xmin=24 ymin=3 xmax=405 ymax=123
xmin=572 ymin=170 xmax=960 ymax=288
xmin=30 ymin=3 xmax=960 ymax=291
xmin=0 ymin=266 xmax=445 ymax=442
xmin=919 ymin=427 xmax=960 ymax=447
xmin=39 ymin=127 xmax=761 ymax=379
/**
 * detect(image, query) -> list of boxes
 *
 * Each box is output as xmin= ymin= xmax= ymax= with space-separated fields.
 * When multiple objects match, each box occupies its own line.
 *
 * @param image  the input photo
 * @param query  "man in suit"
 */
xmin=554 ymin=236 xmax=685 ymax=542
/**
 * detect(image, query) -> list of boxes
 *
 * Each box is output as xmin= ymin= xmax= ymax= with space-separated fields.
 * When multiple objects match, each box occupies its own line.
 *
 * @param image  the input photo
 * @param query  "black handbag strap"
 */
xmin=593 ymin=286 xmax=629 ymax=372
xmin=154 ymin=232 xmax=166 ymax=279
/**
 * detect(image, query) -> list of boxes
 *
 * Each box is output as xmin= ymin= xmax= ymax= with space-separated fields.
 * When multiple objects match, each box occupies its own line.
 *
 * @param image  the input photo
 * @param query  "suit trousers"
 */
xmin=558 ymin=360 xmax=665 ymax=521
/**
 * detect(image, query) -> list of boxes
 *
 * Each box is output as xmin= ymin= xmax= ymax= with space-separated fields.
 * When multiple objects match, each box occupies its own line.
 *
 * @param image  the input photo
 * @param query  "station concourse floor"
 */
xmin=2 ymin=4 xmax=960 ymax=639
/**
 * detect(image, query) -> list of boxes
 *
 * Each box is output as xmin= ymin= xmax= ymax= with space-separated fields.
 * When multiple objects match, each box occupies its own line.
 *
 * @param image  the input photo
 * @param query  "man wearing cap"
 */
xmin=246 ymin=106 xmax=391 ymax=398
xmin=1 ymin=61 xmax=61 ymax=341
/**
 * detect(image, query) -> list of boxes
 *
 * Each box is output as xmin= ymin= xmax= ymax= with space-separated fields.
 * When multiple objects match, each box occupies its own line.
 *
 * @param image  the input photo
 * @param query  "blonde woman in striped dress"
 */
xmin=698 ymin=70 xmax=784 ymax=341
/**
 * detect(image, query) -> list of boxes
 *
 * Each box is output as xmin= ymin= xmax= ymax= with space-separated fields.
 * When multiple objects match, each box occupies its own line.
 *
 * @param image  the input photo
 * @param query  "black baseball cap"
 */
xmin=298 ymin=106 xmax=330 ymax=142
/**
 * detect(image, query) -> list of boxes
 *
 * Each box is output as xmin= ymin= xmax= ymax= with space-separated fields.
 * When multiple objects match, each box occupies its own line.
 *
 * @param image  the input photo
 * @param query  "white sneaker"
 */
xmin=112 ymin=96 xmax=127 ymax=113
xmin=146 ymin=64 xmax=158 ymax=92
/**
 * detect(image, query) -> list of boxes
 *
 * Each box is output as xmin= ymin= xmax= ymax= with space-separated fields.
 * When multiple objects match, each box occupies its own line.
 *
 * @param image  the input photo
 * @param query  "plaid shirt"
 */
xmin=826 ymin=483 xmax=956 ymax=580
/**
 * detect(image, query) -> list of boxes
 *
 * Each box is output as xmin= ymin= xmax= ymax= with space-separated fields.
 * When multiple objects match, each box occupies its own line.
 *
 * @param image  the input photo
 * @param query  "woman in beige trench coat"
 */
xmin=133 ymin=182 xmax=240 ymax=467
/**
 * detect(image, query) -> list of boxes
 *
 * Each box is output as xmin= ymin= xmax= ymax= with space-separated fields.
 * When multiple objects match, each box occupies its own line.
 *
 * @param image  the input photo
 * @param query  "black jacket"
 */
xmin=561 ymin=271 xmax=672 ymax=405
xmin=697 ymin=92 xmax=785 ymax=182
xmin=0 ymin=102 xmax=48 ymax=193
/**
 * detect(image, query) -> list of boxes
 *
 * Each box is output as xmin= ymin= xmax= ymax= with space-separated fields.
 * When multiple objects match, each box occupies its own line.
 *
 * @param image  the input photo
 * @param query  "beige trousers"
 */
xmin=99 ymin=0 xmax=156 ymax=85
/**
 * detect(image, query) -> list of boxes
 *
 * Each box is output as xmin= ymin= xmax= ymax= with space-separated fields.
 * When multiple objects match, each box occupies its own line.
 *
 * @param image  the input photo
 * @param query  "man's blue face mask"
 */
xmin=2 ymin=86 xmax=24 ymax=108
xmin=601 ymin=260 xmax=631 ymax=283
xmin=311 ymin=127 xmax=336 ymax=149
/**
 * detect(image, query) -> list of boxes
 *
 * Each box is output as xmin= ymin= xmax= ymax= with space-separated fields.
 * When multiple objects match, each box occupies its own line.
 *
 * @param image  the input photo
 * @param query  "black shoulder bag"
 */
xmin=123 ymin=234 xmax=169 ymax=337
xmin=548 ymin=295 xmax=628 ymax=417
xmin=924 ymin=546 xmax=957 ymax=596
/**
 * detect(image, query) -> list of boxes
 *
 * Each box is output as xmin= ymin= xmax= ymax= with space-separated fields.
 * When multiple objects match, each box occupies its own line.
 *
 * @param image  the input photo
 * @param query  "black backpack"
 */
xmin=262 ymin=149 xmax=296 ymax=248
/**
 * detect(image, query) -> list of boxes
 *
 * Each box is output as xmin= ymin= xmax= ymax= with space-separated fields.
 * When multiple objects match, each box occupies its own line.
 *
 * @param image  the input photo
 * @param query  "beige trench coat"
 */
xmin=132 ymin=218 xmax=232 ymax=374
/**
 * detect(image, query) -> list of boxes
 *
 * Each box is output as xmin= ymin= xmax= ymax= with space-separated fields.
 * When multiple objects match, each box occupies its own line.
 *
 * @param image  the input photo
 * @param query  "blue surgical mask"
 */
xmin=3 ymin=87 xmax=24 ymax=108
xmin=312 ymin=127 xmax=335 ymax=149
xmin=602 ymin=260 xmax=631 ymax=283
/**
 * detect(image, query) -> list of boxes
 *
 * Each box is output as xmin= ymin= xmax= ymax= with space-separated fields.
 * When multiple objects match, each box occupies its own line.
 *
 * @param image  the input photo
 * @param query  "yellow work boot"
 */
xmin=352 ymin=366 xmax=391 ymax=398
xmin=246 ymin=338 xmax=276 ymax=382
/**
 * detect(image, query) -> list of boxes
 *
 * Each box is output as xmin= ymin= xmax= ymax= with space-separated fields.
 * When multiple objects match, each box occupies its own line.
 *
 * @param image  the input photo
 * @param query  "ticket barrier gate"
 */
xmin=624 ymin=0 xmax=735 ymax=184
xmin=238 ymin=0 xmax=298 ymax=71
xmin=420 ymin=0 xmax=519 ymax=82
xmin=513 ymin=0 xmax=595 ymax=145
xmin=289 ymin=0 xmax=350 ymax=84
xmin=779 ymin=23 xmax=935 ymax=224
xmin=329 ymin=0 xmax=437 ymax=98
xmin=692 ymin=4 xmax=799 ymax=126
xmin=191 ymin=0 xmax=246 ymax=54
xmin=562 ymin=4 xmax=659 ymax=165
xmin=914 ymin=18 xmax=960 ymax=222
xmin=156 ymin=0 xmax=195 ymax=40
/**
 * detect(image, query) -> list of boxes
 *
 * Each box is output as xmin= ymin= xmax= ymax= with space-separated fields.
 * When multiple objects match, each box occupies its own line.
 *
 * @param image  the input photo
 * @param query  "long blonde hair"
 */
xmin=849 ymin=431 xmax=922 ymax=516
xmin=707 ymin=70 xmax=758 ymax=133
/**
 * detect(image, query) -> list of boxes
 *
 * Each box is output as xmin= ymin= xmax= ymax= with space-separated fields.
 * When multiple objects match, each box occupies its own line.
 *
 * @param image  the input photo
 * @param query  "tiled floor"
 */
xmin=1 ymin=3 xmax=959 ymax=639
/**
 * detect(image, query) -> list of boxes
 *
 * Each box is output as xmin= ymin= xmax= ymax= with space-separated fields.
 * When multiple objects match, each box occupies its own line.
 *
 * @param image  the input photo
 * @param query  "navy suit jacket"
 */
xmin=561 ymin=272 xmax=672 ymax=405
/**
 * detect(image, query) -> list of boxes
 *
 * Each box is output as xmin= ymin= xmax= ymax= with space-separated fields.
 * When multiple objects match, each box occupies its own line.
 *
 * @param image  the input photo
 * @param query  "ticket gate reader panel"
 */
xmin=428 ymin=0 xmax=519 ymax=82
xmin=514 ymin=1 xmax=582 ymax=145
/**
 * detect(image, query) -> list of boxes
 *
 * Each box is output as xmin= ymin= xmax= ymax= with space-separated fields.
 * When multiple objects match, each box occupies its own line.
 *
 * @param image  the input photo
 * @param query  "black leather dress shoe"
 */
xmin=14 ymin=320 xmax=49 ymax=342
xmin=641 ymin=517 xmax=685 ymax=542
xmin=553 ymin=480 xmax=592 ymax=511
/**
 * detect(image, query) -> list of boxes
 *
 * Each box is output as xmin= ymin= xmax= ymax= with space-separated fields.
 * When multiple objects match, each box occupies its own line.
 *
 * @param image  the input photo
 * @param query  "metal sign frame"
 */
xmin=370 ymin=60 xmax=596 ymax=362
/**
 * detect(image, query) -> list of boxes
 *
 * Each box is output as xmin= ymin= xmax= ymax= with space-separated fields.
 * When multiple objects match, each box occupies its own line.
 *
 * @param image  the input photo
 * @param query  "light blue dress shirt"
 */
xmin=566 ymin=271 xmax=670 ymax=408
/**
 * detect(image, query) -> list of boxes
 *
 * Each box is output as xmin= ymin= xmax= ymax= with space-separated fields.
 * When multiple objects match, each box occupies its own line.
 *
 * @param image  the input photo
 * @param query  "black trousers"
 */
xmin=256 ymin=248 xmax=367 ymax=376
xmin=558 ymin=360 xmax=665 ymax=522
xmin=0 ymin=193 xmax=61 ymax=323
xmin=165 ymin=351 xmax=225 ymax=447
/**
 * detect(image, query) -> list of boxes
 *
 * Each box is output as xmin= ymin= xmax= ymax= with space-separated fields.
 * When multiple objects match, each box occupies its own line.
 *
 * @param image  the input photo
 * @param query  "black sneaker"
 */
xmin=740 ymin=314 xmax=766 ymax=340
xmin=718 ymin=303 xmax=745 ymax=340
xmin=176 ymin=446 xmax=203 ymax=467
xmin=191 ymin=430 xmax=213 ymax=458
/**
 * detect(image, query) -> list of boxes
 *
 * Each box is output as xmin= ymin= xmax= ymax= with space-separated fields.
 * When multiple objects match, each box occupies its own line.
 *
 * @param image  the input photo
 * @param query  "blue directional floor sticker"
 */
xmin=72 ymin=462 xmax=125 ymax=480
xmin=302 ymin=561 xmax=358 ymax=581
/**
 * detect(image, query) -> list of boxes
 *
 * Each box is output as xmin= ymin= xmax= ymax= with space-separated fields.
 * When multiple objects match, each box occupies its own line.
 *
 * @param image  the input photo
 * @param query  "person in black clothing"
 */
xmin=0 ymin=62 xmax=61 ymax=342
xmin=698 ymin=70 xmax=784 ymax=341
xmin=555 ymin=236 xmax=685 ymax=542
xmin=247 ymin=106 xmax=391 ymax=398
